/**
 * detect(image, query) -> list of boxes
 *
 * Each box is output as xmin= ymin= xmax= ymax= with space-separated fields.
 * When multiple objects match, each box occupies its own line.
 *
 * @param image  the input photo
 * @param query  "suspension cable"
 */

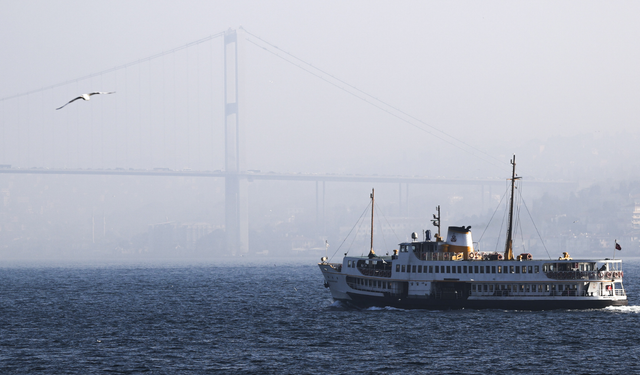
xmin=242 ymin=27 xmax=506 ymax=170
xmin=1 ymin=32 xmax=225 ymax=102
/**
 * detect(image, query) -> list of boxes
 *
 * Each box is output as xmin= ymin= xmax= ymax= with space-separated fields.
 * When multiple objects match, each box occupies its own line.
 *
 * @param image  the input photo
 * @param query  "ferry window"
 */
xmin=528 ymin=266 xmax=533 ymax=274
xmin=510 ymin=266 xmax=515 ymax=273
xmin=515 ymin=266 xmax=520 ymax=274
xmin=457 ymin=266 xmax=461 ymax=273
xmin=484 ymin=285 xmax=488 ymax=292
xmin=498 ymin=266 xmax=502 ymax=273
xmin=418 ymin=265 xmax=422 ymax=273
xmin=429 ymin=266 xmax=433 ymax=273
xmin=412 ymin=265 xmax=416 ymax=273
xmin=520 ymin=285 xmax=525 ymax=292
xmin=408 ymin=245 xmax=415 ymax=252
xmin=474 ymin=266 xmax=479 ymax=273
xmin=401 ymin=265 xmax=406 ymax=272
xmin=435 ymin=266 xmax=439 ymax=273
xmin=347 ymin=261 xmax=351 ymax=267
xmin=400 ymin=245 xmax=406 ymax=252
xmin=446 ymin=266 xmax=451 ymax=273
xmin=525 ymin=285 xmax=530 ymax=292
xmin=472 ymin=284 xmax=476 ymax=291
xmin=480 ymin=266 xmax=484 ymax=274
xmin=452 ymin=266 xmax=456 ymax=274
xmin=463 ymin=266 xmax=467 ymax=273
xmin=489 ymin=285 xmax=494 ymax=292
xmin=491 ymin=266 xmax=496 ymax=273
xmin=486 ymin=266 xmax=490 ymax=273
xmin=522 ymin=266 xmax=527 ymax=274
xmin=396 ymin=264 xmax=400 ymax=272
xmin=535 ymin=266 xmax=539 ymax=273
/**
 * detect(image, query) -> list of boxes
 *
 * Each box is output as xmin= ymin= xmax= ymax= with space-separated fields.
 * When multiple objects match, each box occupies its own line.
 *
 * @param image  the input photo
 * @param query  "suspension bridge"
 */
xmin=0 ymin=28 xmax=571 ymax=254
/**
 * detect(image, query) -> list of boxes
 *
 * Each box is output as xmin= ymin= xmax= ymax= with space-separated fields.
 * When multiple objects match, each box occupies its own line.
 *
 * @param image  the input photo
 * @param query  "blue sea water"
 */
xmin=1 ymin=259 xmax=639 ymax=374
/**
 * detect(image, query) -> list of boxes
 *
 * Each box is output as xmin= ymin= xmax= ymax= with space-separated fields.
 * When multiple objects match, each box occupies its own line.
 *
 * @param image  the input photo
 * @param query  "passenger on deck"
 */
xmin=598 ymin=265 xmax=607 ymax=272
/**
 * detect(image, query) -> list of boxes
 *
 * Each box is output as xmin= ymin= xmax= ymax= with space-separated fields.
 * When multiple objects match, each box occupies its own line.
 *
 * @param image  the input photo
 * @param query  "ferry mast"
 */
xmin=504 ymin=155 xmax=520 ymax=261
xmin=370 ymin=189 xmax=375 ymax=253
xmin=368 ymin=188 xmax=376 ymax=258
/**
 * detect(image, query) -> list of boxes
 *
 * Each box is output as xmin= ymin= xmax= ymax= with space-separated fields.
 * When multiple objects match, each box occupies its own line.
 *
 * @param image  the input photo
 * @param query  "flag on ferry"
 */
xmin=615 ymin=241 xmax=622 ymax=251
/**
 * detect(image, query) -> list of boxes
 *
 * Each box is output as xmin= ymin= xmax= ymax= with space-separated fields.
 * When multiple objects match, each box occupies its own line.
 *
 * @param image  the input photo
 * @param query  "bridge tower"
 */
xmin=224 ymin=28 xmax=249 ymax=254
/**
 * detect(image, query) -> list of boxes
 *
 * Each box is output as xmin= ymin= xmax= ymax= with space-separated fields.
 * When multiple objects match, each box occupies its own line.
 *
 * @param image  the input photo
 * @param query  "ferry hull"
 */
xmin=343 ymin=293 xmax=628 ymax=311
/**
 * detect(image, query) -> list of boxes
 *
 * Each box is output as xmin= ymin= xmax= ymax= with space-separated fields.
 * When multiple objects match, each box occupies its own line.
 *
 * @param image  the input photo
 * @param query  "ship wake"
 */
xmin=604 ymin=305 xmax=640 ymax=313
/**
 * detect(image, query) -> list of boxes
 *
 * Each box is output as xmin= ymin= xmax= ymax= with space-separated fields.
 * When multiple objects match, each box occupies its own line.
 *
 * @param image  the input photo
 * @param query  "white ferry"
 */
xmin=319 ymin=157 xmax=628 ymax=310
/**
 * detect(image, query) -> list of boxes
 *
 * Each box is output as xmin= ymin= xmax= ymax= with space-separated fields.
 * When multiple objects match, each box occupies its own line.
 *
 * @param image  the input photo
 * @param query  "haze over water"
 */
xmin=2 ymin=2 xmax=640 ymax=261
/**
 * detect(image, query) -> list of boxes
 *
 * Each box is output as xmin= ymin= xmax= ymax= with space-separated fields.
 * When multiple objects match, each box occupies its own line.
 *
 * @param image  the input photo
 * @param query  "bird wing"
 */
xmin=55 ymin=96 xmax=84 ymax=110
xmin=88 ymin=91 xmax=115 ymax=96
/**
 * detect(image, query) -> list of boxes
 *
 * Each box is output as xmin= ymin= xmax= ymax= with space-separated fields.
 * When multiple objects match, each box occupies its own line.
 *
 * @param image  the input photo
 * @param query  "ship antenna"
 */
xmin=368 ymin=188 xmax=376 ymax=258
xmin=504 ymin=155 xmax=521 ymax=261
xmin=431 ymin=205 xmax=441 ymax=241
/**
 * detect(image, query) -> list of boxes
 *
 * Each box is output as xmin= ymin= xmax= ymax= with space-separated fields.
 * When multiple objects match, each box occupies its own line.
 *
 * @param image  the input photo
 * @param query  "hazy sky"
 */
xmin=1 ymin=1 xmax=639 ymax=179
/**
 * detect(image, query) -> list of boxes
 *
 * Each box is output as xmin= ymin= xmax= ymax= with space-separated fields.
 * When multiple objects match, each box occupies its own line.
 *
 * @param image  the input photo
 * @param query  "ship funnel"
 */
xmin=445 ymin=226 xmax=474 ymax=260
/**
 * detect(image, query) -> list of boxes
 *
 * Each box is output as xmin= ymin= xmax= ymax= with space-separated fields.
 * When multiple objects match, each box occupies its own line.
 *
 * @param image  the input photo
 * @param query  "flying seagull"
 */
xmin=56 ymin=91 xmax=115 ymax=110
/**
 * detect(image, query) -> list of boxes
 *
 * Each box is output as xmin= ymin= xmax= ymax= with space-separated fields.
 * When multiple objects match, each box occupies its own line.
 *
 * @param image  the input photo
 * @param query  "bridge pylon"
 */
xmin=224 ymin=28 xmax=248 ymax=254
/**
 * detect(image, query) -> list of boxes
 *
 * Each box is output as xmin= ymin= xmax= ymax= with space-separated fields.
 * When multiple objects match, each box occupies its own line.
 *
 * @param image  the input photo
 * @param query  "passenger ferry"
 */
xmin=319 ymin=157 xmax=628 ymax=310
